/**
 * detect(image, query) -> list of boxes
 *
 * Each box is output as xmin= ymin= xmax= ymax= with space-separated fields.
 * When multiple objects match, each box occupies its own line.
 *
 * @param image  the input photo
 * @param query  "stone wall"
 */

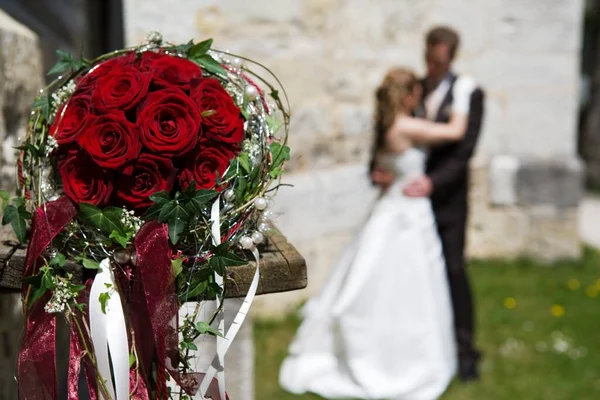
xmin=124 ymin=0 xmax=585 ymax=317
xmin=0 ymin=10 xmax=44 ymax=400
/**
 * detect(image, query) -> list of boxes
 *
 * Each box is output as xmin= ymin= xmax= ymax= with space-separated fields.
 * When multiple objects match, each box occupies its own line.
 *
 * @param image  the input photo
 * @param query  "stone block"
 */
xmin=339 ymin=103 xmax=372 ymax=137
xmin=515 ymin=157 xmax=584 ymax=208
xmin=0 ymin=10 xmax=44 ymax=188
xmin=486 ymin=0 xmax=583 ymax=53
xmin=467 ymin=206 xmax=530 ymax=259
xmin=489 ymin=154 xmax=519 ymax=206
xmin=470 ymin=50 xmax=579 ymax=91
xmin=526 ymin=206 xmax=580 ymax=261
xmin=504 ymin=87 xmax=580 ymax=157
xmin=273 ymin=164 xmax=378 ymax=243
xmin=289 ymin=103 xmax=335 ymax=138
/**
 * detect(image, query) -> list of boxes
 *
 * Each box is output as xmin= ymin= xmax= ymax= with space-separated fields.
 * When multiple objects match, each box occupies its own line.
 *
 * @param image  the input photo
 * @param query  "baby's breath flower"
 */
xmin=121 ymin=208 xmax=142 ymax=235
xmin=146 ymin=31 xmax=163 ymax=46
xmin=44 ymin=278 xmax=75 ymax=314
xmin=51 ymin=80 xmax=77 ymax=112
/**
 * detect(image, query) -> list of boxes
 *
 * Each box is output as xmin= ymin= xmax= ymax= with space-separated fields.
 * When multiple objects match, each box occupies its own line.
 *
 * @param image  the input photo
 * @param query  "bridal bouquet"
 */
xmin=6 ymin=32 xmax=289 ymax=400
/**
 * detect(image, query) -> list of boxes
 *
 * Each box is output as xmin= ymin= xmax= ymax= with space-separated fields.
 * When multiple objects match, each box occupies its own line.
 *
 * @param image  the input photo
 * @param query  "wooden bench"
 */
xmin=0 ymin=225 xmax=307 ymax=298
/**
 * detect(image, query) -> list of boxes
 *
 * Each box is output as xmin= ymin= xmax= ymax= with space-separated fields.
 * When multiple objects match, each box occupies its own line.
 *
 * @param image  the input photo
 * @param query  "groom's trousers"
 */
xmin=436 ymin=218 xmax=479 ymax=362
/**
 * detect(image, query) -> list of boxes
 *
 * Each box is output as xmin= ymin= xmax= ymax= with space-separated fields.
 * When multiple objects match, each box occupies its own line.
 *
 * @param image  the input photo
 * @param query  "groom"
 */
xmin=371 ymin=26 xmax=485 ymax=381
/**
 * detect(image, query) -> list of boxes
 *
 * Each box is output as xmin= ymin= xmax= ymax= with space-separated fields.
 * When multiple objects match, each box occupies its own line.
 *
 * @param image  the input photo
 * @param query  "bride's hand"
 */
xmin=371 ymin=166 xmax=394 ymax=191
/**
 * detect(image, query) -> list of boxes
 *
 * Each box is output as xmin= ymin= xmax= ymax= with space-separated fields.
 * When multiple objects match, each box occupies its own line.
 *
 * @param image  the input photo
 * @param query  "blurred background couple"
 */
xmin=279 ymin=26 xmax=485 ymax=399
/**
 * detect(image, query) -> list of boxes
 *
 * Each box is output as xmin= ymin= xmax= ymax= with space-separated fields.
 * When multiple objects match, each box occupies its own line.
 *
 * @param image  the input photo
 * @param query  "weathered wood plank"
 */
xmin=0 ymin=226 xmax=307 ymax=299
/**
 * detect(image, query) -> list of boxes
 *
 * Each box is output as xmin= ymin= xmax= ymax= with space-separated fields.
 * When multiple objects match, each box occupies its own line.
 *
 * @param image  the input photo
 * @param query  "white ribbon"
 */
xmin=197 ymin=199 xmax=262 ymax=400
xmin=89 ymin=258 xmax=130 ymax=400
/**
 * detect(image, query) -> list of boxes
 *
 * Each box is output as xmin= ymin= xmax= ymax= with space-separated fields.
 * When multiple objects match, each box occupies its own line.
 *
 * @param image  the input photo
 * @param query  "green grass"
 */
xmin=255 ymin=247 xmax=600 ymax=400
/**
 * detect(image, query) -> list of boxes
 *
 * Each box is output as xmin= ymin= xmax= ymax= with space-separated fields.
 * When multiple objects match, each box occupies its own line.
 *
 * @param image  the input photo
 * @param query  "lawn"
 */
xmin=254 ymin=247 xmax=600 ymax=400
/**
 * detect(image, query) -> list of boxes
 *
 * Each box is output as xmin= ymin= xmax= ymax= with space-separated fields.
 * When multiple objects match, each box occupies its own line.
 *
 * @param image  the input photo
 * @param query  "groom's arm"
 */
xmin=428 ymin=88 xmax=485 ymax=196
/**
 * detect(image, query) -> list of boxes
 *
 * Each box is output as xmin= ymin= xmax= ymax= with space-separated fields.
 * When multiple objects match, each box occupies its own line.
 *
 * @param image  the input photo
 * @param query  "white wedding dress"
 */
xmin=279 ymin=147 xmax=457 ymax=400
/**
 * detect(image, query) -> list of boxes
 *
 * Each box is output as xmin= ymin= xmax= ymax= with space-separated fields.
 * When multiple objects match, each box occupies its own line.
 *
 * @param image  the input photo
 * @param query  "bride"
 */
xmin=279 ymin=67 xmax=475 ymax=400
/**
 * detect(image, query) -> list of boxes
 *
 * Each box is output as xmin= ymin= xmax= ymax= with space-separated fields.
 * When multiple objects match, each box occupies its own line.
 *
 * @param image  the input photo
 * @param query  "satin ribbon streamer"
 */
xmin=197 ymin=199 xmax=262 ymax=400
xmin=18 ymin=196 xmax=77 ymax=400
xmin=89 ymin=259 xmax=130 ymax=400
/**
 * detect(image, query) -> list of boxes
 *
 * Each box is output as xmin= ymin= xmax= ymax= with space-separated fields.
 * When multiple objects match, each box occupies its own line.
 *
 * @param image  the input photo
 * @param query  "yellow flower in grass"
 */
xmin=567 ymin=278 xmax=581 ymax=291
xmin=551 ymin=304 xmax=565 ymax=317
xmin=585 ymin=285 xmax=598 ymax=298
xmin=504 ymin=297 xmax=517 ymax=309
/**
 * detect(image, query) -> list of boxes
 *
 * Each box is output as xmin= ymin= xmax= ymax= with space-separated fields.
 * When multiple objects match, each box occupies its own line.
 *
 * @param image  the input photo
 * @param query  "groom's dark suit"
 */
xmin=424 ymin=73 xmax=484 ymax=362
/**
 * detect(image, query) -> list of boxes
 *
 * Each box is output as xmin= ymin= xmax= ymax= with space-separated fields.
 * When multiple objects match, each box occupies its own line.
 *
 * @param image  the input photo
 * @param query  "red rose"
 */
xmin=77 ymin=113 xmax=142 ymax=169
xmin=179 ymin=144 xmax=236 ymax=190
xmin=92 ymin=66 xmax=151 ymax=111
xmin=137 ymin=88 xmax=201 ymax=156
xmin=191 ymin=79 xmax=244 ymax=144
xmin=117 ymin=154 xmax=176 ymax=209
xmin=59 ymin=152 xmax=113 ymax=206
xmin=50 ymin=95 xmax=92 ymax=145
xmin=139 ymin=51 xmax=203 ymax=91
xmin=74 ymin=52 xmax=137 ymax=96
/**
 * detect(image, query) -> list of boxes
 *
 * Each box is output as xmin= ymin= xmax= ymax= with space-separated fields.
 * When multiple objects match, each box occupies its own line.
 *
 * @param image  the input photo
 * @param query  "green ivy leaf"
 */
xmin=41 ymin=273 xmax=55 ymax=290
xmin=238 ymin=153 xmax=251 ymax=174
xmin=187 ymin=190 xmax=218 ymax=214
xmin=82 ymin=258 xmax=100 ymax=270
xmin=149 ymin=191 xmax=171 ymax=205
xmin=109 ymin=230 xmax=131 ymax=248
xmin=234 ymin=177 xmax=248 ymax=201
xmin=10 ymin=216 xmax=27 ymax=243
xmin=270 ymin=142 xmax=290 ymax=171
xmin=32 ymin=95 xmax=51 ymax=121
xmin=2 ymin=204 xmax=18 ymax=226
xmin=171 ymin=257 xmax=183 ymax=277
xmin=170 ymin=40 xmax=194 ymax=56
xmin=183 ymin=181 xmax=197 ymax=199
xmin=195 ymin=321 xmax=223 ymax=337
xmin=158 ymin=202 xmax=190 ymax=244
xmin=143 ymin=203 xmax=162 ymax=221
xmin=99 ymin=292 xmax=110 ymax=314
xmin=79 ymin=204 xmax=125 ymax=236
xmin=181 ymin=280 xmax=208 ymax=302
xmin=47 ymin=49 xmax=89 ymax=76
xmin=189 ymin=38 xmax=213 ymax=58
xmin=29 ymin=286 xmax=48 ymax=308
xmin=181 ymin=341 xmax=198 ymax=351
xmin=270 ymin=90 xmax=280 ymax=102
xmin=15 ymin=143 xmax=43 ymax=158
xmin=192 ymin=54 xmax=227 ymax=77
xmin=222 ymin=159 xmax=239 ymax=182
xmin=209 ymin=251 xmax=247 ymax=276
xmin=49 ymin=253 xmax=66 ymax=267
xmin=0 ymin=190 xmax=10 ymax=213
xmin=265 ymin=114 xmax=282 ymax=135
xmin=23 ymin=272 xmax=47 ymax=307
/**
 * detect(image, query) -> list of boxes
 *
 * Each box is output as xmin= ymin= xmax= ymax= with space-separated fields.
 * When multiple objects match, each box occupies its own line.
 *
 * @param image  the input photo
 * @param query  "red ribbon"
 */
xmin=130 ymin=221 xmax=179 ymax=399
xmin=18 ymin=196 xmax=77 ymax=400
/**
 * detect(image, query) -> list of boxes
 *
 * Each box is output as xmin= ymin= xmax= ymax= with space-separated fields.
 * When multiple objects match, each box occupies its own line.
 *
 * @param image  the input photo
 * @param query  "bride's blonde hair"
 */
xmin=372 ymin=67 xmax=419 ymax=155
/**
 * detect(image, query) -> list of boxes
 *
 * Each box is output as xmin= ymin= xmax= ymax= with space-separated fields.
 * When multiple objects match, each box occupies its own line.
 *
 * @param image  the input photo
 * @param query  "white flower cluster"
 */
xmin=51 ymin=80 xmax=76 ymax=111
xmin=121 ymin=208 xmax=142 ymax=234
xmin=44 ymin=280 xmax=74 ymax=314
xmin=242 ymin=139 xmax=261 ymax=165
xmin=45 ymin=135 xmax=58 ymax=156
xmin=146 ymin=31 xmax=163 ymax=46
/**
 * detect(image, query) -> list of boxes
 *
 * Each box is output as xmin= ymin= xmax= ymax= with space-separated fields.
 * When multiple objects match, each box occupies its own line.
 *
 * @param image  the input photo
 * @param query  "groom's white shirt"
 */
xmin=424 ymin=74 xmax=476 ymax=120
